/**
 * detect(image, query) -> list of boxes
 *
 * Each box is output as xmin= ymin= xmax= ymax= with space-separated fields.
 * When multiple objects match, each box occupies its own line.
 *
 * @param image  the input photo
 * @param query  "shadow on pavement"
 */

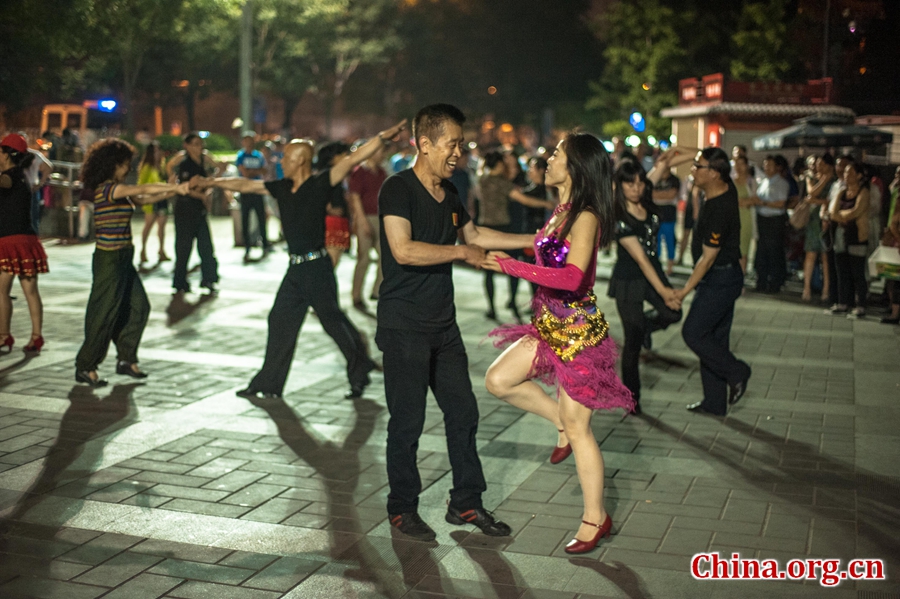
xmin=165 ymin=291 xmax=216 ymax=326
xmin=643 ymin=413 xmax=900 ymax=565
xmin=0 ymin=382 xmax=142 ymax=588
xmin=250 ymin=395 xmax=443 ymax=597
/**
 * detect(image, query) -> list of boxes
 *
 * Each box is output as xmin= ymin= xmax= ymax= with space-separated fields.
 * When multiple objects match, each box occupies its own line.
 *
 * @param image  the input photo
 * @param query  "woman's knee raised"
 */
xmin=484 ymin=363 xmax=509 ymax=399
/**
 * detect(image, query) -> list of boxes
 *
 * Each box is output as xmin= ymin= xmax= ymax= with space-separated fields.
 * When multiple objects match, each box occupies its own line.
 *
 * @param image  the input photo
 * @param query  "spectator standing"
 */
xmin=752 ymin=156 xmax=790 ymax=293
xmin=137 ymin=141 xmax=171 ymax=266
xmin=347 ymin=142 xmax=388 ymax=314
xmin=652 ymin=168 xmax=680 ymax=275
xmin=830 ymin=160 xmax=871 ymax=318
xmin=20 ymin=133 xmax=53 ymax=235
xmin=236 ymin=132 xmax=270 ymax=262
xmin=733 ymin=155 xmax=757 ymax=274
xmin=800 ymin=154 xmax=836 ymax=302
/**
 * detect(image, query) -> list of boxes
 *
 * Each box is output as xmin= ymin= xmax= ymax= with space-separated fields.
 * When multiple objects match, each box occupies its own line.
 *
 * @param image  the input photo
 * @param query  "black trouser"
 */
xmin=826 ymin=248 xmax=839 ymax=305
xmin=614 ymin=278 xmax=682 ymax=402
xmin=249 ymin=257 xmax=374 ymax=395
xmin=755 ymin=214 xmax=787 ymax=291
xmin=76 ymin=247 xmax=150 ymax=371
xmin=682 ymin=265 xmax=750 ymax=415
xmin=376 ymin=324 xmax=486 ymax=515
xmin=240 ymin=193 xmax=268 ymax=253
xmin=834 ymin=250 xmax=868 ymax=309
xmin=173 ymin=202 xmax=219 ymax=292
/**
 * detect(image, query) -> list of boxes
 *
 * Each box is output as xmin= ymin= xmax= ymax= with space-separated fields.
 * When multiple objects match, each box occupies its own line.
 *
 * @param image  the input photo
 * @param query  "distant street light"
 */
xmin=629 ymin=111 xmax=646 ymax=133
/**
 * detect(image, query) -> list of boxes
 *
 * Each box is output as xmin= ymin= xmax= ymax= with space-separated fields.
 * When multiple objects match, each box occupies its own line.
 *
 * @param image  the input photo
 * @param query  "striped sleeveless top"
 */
xmin=94 ymin=182 xmax=135 ymax=251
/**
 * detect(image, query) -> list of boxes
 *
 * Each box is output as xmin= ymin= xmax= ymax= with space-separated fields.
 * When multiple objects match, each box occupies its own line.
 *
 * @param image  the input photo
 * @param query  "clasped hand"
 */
xmin=480 ymin=250 xmax=509 ymax=272
xmin=662 ymin=287 xmax=685 ymax=310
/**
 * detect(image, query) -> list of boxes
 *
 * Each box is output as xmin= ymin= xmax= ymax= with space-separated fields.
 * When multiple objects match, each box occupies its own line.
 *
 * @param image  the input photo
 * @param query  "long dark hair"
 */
xmin=0 ymin=144 xmax=35 ymax=176
xmin=557 ymin=132 xmax=614 ymax=248
xmin=81 ymin=138 xmax=135 ymax=190
xmin=613 ymin=158 xmax=655 ymax=222
xmin=140 ymin=140 xmax=161 ymax=171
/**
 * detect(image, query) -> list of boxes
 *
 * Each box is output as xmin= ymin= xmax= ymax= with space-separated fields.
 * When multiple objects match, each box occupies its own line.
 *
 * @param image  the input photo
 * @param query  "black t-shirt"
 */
xmin=654 ymin=173 xmax=680 ymax=223
xmin=613 ymin=211 xmax=664 ymax=281
xmin=0 ymin=170 xmax=35 ymax=238
xmin=522 ymin=182 xmax=549 ymax=233
xmin=378 ymin=169 xmax=471 ymax=332
xmin=174 ymin=155 xmax=214 ymax=213
xmin=691 ymin=183 xmax=741 ymax=267
xmin=265 ymin=170 xmax=339 ymax=255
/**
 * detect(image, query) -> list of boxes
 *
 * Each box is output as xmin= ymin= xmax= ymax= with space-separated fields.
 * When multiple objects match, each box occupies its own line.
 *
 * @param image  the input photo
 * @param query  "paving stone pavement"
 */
xmin=0 ymin=218 xmax=898 ymax=599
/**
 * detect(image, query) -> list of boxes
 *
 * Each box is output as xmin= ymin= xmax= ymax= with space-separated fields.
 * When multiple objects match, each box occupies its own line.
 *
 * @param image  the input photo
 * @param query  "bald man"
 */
xmin=203 ymin=121 xmax=406 ymax=400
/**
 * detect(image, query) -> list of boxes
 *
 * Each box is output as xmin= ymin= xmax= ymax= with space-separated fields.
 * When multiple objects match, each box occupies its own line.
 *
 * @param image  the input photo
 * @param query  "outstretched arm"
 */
xmin=330 ymin=120 xmax=407 ymax=186
xmin=482 ymin=211 xmax=599 ymax=291
xmin=111 ymin=181 xmax=189 ymax=200
xmin=461 ymin=220 xmax=534 ymax=251
xmin=203 ymin=177 xmax=268 ymax=195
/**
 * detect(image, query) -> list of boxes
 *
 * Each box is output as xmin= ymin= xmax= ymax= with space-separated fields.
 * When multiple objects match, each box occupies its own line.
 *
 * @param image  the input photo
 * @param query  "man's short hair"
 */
xmin=820 ymin=153 xmax=835 ymax=167
xmin=700 ymin=147 xmax=731 ymax=181
xmin=183 ymin=132 xmax=201 ymax=144
xmin=412 ymin=104 xmax=465 ymax=149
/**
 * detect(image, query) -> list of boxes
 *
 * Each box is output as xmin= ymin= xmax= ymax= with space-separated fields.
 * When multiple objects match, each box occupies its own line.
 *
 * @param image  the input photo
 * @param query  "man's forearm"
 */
xmin=683 ymin=255 xmax=715 ymax=294
xmin=392 ymin=240 xmax=466 ymax=266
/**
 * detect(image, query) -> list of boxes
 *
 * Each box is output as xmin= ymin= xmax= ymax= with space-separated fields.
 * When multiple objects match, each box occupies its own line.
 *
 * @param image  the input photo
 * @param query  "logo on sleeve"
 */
xmin=709 ymin=232 xmax=721 ymax=245
xmin=452 ymin=212 xmax=459 ymax=227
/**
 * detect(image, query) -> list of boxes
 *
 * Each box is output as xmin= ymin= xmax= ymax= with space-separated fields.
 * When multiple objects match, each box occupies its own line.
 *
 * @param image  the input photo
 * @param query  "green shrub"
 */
xmin=154 ymin=133 xmax=234 ymax=153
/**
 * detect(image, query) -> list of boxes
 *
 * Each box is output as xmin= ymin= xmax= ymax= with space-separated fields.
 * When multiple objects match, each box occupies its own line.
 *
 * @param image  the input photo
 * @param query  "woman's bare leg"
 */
xmin=0 ymin=272 xmax=14 ymax=338
xmin=18 ymin=275 xmax=42 ymax=337
xmin=820 ymin=252 xmax=830 ymax=301
xmin=485 ymin=336 xmax=567 ymax=447
xmin=558 ymin=388 xmax=606 ymax=541
xmin=327 ymin=248 xmax=342 ymax=268
xmin=802 ymin=251 xmax=816 ymax=301
xmin=140 ymin=211 xmax=155 ymax=263
xmin=157 ymin=213 xmax=169 ymax=260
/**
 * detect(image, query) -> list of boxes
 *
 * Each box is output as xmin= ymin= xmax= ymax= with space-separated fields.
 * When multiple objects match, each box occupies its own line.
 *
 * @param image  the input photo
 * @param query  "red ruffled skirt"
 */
xmin=0 ymin=235 xmax=49 ymax=277
xmin=325 ymin=215 xmax=350 ymax=250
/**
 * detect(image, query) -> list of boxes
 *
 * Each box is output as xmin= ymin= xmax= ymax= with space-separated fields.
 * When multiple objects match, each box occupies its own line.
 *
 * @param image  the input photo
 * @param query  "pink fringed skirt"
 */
xmin=490 ymin=297 xmax=633 ymax=412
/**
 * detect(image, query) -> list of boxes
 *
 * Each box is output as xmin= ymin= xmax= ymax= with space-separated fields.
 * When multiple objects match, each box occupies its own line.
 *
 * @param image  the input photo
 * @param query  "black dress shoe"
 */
xmin=75 ymin=370 xmax=108 ymax=388
xmin=686 ymin=401 xmax=724 ymax=416
xmin=389 ymin=512 xmax=436 ymax=541
xmin=345 ymin=384 xmax=366 ymax=399
xmin=728 ymin=376 xmax=750 ymax=406
xmin=116 ymin=361 xmax=148 ymax=379
xmin=446 ymin=505 xmax=511 ymax=536
xmin=236 ymin=388 xmax=282 ymax=401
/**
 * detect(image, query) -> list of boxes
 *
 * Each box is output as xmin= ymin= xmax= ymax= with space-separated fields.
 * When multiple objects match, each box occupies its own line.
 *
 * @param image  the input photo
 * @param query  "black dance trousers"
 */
xmin=75 ymin=246 xmax=150 ymax=371
xmin=681 ymin=265 xmax=750 ymax=415
xmin=376 ymin=324 xmax=486 ymax=515
xmin=249 ymin=257 xmax=374 ymax=395
xmin=240 ymin=193 xmax=269 ymax=252
xmin=834 ymin=250 xmax=868 ymax=309
xmin=755 ymin=214 xmax=787 ymax=291
xmin=173 ymin=203 xmax=219 ymax=292
xmin=614 ymin=278 xmax=682 ymax=401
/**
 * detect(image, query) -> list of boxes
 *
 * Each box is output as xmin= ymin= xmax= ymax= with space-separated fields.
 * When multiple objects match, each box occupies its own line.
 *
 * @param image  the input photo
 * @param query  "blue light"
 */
xmin=629 ymin=111 xmax=646 ymax=133
xmin=98 ymin=99 xmax=117 ymax=112
xmin=198 ymin=131 xmax=210 ymax=139
xmin=659 ymin=140 xmax=670 ymax=150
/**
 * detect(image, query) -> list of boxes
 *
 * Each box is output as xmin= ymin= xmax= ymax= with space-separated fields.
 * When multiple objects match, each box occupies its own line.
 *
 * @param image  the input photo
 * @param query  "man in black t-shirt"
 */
xmin=674 ymin=148 xmax=751 ymax=416
xmin=377 ymin=104 xmax=534 ymax=541
xmin=169 ymin=133 xmax=220 ymax=294
xmin=202 ymin=121 xmax=406 ymax=401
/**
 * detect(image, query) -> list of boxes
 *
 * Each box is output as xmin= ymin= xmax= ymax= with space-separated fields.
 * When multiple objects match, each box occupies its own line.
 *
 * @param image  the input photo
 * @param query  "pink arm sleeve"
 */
xmin=498 ymin=258 xmax=584 ymax=291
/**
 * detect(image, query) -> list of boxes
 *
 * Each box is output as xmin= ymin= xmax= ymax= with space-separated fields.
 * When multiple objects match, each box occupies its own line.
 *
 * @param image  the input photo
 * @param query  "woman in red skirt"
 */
xmin=0 ymin=134 xmax=49 ymax=354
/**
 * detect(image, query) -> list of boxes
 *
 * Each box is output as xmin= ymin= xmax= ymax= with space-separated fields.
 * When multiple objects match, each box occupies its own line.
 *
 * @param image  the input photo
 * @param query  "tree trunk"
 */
xmin=281 ymin=95 xmax=300 ymax=135
xmin=322 ymin=94 xmax=334 ymax=139
xmin=184 ymin=83 xmax=196 ymax=132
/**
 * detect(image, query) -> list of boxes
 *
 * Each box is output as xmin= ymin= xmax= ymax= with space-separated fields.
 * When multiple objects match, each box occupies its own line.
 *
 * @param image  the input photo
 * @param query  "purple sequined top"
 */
xmin=533 ymin=206 xmax=598 ymax=305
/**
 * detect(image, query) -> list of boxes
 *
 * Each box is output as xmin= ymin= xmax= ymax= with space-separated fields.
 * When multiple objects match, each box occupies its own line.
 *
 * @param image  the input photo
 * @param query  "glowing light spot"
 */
xmin=487 ymin=86 xmax=497 ymax=95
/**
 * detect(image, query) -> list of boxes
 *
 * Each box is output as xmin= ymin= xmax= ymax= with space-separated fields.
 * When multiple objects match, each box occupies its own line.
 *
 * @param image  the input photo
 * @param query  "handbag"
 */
xmin=868 ymin=245 xmax=900 ymax=280
xmin=789 ymin=201 xmax=812 ymax=230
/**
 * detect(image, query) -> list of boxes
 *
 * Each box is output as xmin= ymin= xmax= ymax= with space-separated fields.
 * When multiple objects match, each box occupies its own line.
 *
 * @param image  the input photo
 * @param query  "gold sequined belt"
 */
xmin=532 ymin=291 xmax=609 ymax=362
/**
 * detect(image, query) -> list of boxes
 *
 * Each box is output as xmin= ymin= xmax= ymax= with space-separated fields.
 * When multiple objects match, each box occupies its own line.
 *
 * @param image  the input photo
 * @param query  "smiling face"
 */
xmin=419 ymin=121 xmax=463 ymax=180
xmin=545 ymin=140 xmax=570 ymax=188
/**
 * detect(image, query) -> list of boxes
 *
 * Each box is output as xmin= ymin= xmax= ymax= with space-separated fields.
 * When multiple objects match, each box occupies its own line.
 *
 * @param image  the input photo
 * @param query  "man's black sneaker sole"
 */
xmin=445 ymin=511 xmax=511 ymax=536
xmin=389 ymin=514 xmax=435 ymax=541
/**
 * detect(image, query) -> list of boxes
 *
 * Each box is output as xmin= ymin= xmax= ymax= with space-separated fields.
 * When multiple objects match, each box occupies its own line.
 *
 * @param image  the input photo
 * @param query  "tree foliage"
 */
xmin=730 ymin=0 xmax=794 ymax=81
xmin=585 ymin=0 xmax=684 ymax=138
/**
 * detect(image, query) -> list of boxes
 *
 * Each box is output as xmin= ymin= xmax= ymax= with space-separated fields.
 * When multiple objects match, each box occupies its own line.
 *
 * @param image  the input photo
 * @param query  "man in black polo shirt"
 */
xmin=202 ymin=121 xmax=405 ymax=400
xmin=168 ymin=133 xmax=220 ymax=294
xmin=377 ymin=104 xmax=535 ymax=541
xmin=674 ymin=147 xmax=752 ymax=416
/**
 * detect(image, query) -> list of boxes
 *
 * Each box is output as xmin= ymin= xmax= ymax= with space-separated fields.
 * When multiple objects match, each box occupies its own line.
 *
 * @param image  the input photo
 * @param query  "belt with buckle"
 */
xmin=289 ymin=248 xmax=328 ymax=265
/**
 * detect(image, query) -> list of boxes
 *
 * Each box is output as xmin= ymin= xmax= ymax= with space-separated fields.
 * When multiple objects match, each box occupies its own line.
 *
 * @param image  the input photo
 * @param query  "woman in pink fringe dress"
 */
xmin=482 ymin=132 xmax=632 ymax=554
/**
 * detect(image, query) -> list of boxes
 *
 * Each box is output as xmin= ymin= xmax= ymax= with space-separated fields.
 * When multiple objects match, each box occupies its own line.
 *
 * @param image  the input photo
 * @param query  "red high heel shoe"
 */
xmin=550 ymin=429 xmax=572 ymax=464
xmin=23 ymin=335 xmax=44 ymax=353
xmin=565 ymin=515 xmax=612 ymax=554
xmin=0 ymin=334 xmax=13 ymax=353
